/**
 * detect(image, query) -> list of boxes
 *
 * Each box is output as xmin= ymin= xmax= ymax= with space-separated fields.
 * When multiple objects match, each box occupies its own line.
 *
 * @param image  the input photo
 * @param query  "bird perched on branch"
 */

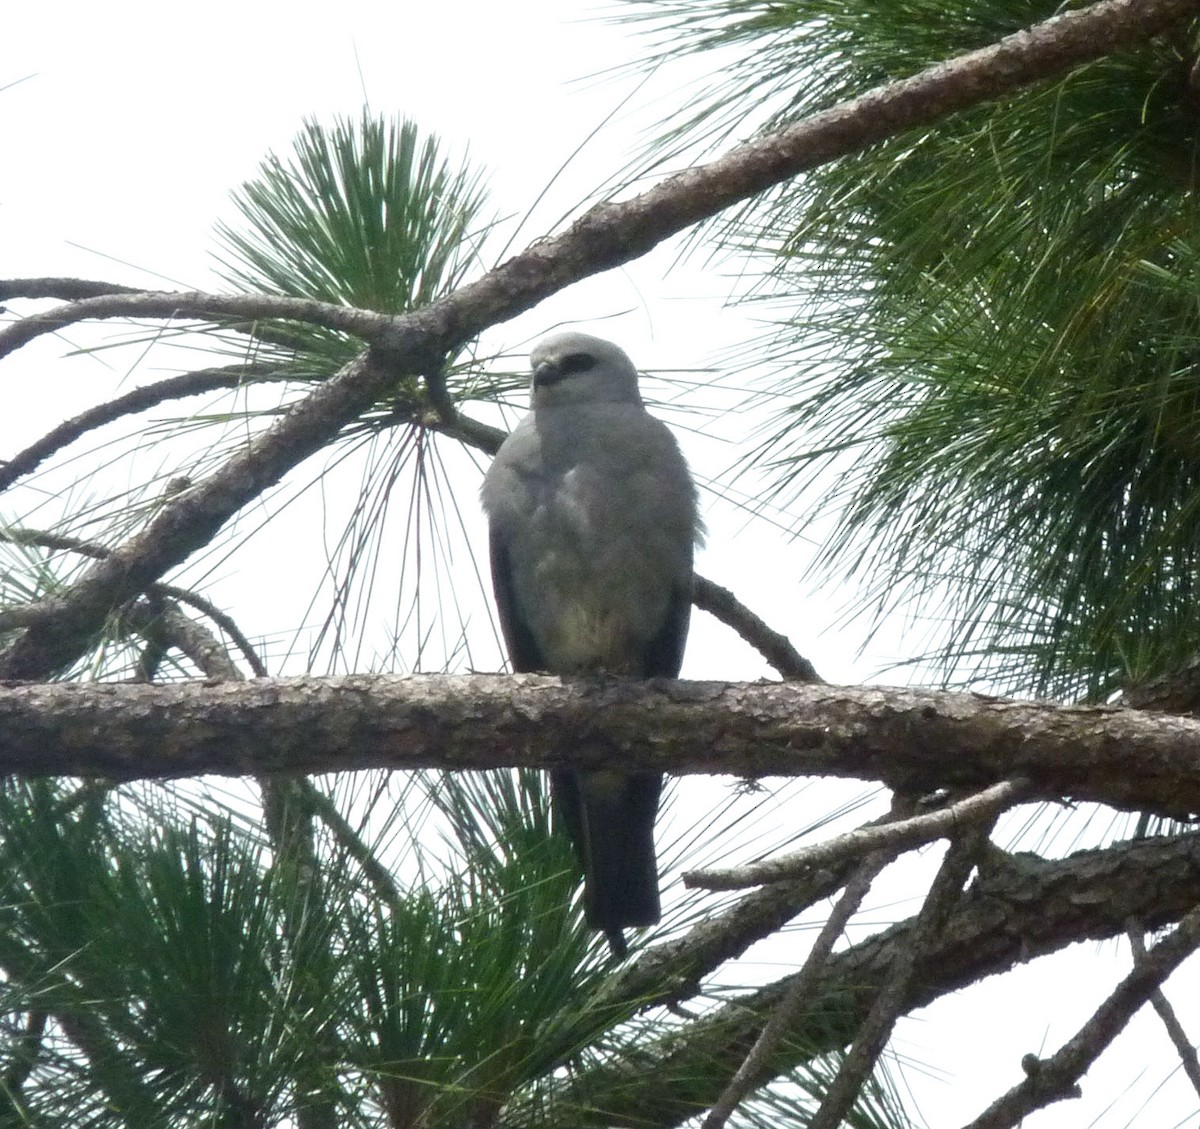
xmin=481 ymin=332 xmax=700 ymax=956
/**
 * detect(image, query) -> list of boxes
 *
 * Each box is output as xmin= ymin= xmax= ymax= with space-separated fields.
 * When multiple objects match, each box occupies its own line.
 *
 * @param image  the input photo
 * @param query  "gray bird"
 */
xmin=481 ymin=332 xmax=700 ymax=956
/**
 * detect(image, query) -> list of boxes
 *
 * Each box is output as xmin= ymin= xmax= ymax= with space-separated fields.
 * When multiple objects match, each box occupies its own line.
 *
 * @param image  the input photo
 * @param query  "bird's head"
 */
xmin=529 ymin=332 xmax=643 ymax=409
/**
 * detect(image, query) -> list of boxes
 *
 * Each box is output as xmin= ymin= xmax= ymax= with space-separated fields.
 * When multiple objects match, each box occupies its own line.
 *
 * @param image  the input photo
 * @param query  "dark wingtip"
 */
xmin=605 ymin=928 xmax=629 ymax=959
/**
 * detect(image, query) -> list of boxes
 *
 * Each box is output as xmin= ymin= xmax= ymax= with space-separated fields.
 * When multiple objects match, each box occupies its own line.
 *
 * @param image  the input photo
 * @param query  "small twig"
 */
xmin=133 ymin=637 xmax=168 ymax=683
xmin=686 ymin=778 xmax=1032 ymax=890
xmin=961 ymin=903 xmax=1200 ymax=1129
xmin=420 ymin=363 xmax=459 ymax=431
xmin=702 ymin=826 xmax=903 ymax=1129
xmin=296 ymin=785 xmax=405 ymax=909
xmin=0 ymin=364 xmax=289 ymax=494
xmin=807 ymin=823 xmax=995 ymax=1129
xmin=122 ymin=600 xmax=243 ymax=682
xmin=411 ymin=358 xmax=509 ymax=456
xmin=1 ymin=527 xmax=119 ymax=562
xmin=1127 ymin=920 xmax=1200 ymax=1100
xmin=589 ymin=836 xmax=896 ymax=1019
xmin=0 ymin=273 xmax=336 ymax=356
xmin=0 ymin=527 xmax=269 ymax=677
xmin=426 ymin=409 xmax=506 ymax=457
xmin=164 ymin=587 xmax=268 ymax=679
xmin=0 ymin=290 xmax=396 ymax=362
xmin=693 ymin=576 xmax=821 ymax=682
xmin=0 ymin=277 xmax=144 ymax=301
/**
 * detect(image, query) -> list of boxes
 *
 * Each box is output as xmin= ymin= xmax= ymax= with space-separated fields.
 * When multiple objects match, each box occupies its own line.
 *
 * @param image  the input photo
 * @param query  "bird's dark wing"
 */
xmin=489 ymin=526 xmax=544 ymax=673
xmin=642 ymin=576 xmax=693 ymax=677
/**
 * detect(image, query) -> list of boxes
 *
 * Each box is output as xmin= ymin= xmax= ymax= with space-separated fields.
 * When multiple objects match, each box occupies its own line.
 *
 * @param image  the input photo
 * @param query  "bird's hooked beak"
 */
xmin=532 ymin=349 xmax=597 ymax=390
xmin=533 ymin=359 xmax=565 ymax=389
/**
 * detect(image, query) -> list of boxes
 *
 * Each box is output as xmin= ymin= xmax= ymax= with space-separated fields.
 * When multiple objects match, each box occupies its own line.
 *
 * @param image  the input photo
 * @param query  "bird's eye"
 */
xmin=559 ymin=352 xmax=596 ymax=376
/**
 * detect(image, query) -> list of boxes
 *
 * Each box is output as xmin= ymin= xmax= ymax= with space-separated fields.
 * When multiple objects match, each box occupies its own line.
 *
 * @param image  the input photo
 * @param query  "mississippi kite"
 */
xmin=481 ymin=332 xmax=700 ymax=956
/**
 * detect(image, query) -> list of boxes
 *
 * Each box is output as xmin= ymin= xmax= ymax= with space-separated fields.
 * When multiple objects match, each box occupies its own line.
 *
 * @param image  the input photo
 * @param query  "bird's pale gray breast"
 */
xmin=482 ymin=402 xmax=695 ymax=673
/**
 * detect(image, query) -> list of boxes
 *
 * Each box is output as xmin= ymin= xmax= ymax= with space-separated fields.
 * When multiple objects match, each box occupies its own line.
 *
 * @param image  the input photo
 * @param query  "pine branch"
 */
xmin=0 ymin=290 xmax=395 ymax=361
xmin=120 ymin=599 xmax=406 ymax=912
xmin=0 ymin=365 xmax=290 ymax=494
xmin=702 ymin=835 xmax=898 ymax=1129
xmin=693 ymin=577 xmax=820 ymax=682
xmin=807 ymin=824 xmax=993 ymax=1129
xmin=960 ymin=903 xmax=1200 ymax=1129
xmin=1127 ymin=923 xmax=1200 ymax=1101
xmin=685 ymin=778 xmax=1032 ymax=890
xmin=0 ymin=527 xmax=268 ymax=677
xmin=2 ymin=675 xmax=1199 ymax=816
xmin=0 ymin=277 xmax=144 ymax=301
xmin=537 ymin=831 xmax=1200 ymax=1128
xmin=592 ymin=843 xmax=886 ymax=1015
xmin=404 ymin=0 xmax=1195 ymax=351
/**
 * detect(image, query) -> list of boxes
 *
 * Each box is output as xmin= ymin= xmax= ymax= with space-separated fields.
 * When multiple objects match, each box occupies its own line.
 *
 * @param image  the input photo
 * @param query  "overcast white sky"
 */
xmin=4 ymin=4 xmax=1199 ymax=1127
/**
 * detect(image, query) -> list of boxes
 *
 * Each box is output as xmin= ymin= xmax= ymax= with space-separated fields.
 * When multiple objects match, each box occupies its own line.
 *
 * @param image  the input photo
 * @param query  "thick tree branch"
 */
xmin=4 ymin=0 xmax=1180 ymax=365
xmin=2 ymin=675 xmax=1200 ymax=816
xmin=397 ymin=0 xmax=1195 ymax=352
xmin=1124 ymin=655 xmax=1200 ymax=714
xmin=1 ymin=0 xmax=1189 ymax=681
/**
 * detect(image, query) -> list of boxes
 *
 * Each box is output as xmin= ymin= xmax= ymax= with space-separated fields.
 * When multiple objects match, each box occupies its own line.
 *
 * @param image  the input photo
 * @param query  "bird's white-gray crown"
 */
xmin=529 ymin=332 xmax=643 ymax=408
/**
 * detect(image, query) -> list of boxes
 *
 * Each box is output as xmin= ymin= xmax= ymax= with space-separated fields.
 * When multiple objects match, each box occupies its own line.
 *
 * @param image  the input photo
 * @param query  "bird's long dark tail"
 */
xmin=551 ymin=767 xmax=663 ymax=958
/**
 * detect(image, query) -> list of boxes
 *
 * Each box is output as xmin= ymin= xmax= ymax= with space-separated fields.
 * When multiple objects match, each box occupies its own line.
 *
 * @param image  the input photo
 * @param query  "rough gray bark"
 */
xmin=1 ymin=673 xmax=1198 ymax=814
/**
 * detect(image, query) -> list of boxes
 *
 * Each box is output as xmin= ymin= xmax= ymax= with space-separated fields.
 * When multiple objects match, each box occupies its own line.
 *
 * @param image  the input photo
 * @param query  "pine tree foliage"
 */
xmin=0 ymin=774 xmax=591 ymax=1127
xmin=215 ymin=113 xmax=492 ymax=378
xmin=621 ymin=0 xmax=1200 ymax=700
